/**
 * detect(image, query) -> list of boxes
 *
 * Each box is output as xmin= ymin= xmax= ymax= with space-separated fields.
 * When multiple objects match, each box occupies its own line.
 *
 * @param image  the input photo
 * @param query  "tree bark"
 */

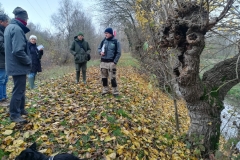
xmin=175 ymin=31 xmax=222 ymax=156
xmin=202 ymin=54 xmax=240 ymax=100
xmin=158 ymin=1 xmax=237 ymax=157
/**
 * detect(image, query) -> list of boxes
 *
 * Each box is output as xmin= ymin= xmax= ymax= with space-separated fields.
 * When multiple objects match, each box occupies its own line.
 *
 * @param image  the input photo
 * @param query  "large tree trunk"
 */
xmin=159 ymin=2 xmax=237 ymax=158
xmin=175 ymin=31 xmax=223 ymax=156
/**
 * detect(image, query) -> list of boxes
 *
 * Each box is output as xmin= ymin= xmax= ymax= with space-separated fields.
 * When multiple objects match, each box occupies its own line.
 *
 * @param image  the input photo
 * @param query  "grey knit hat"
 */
xmin=12 ymin=7 xmax=28 ymax=21
xmin=0 ymin=12 xmax=9 ymax=21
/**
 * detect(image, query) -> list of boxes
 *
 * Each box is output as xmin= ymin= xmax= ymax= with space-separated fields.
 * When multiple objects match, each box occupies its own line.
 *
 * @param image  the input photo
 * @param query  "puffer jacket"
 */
xmin=4 ymin=19 xmax=31 ymax=76
xmin=97 ymin=37 xmax=121 ymax=64
xmin=70 ymin=37 xmax=91 ymax=64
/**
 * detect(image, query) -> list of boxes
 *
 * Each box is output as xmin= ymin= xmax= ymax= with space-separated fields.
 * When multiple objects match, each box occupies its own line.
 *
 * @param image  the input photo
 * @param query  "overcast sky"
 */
xmin=1 ymin=0 xmax=99 ymax=32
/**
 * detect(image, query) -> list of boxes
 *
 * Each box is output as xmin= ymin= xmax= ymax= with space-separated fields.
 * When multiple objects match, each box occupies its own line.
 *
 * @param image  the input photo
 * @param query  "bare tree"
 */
xmin=51 ymin=0 xmax=100 ymax=64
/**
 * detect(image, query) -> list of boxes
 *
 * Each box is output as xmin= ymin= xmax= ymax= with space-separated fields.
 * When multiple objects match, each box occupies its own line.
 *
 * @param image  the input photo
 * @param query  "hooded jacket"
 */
xmin=4 ymin=19 xmax=31 ymax=76
xmin=70 ymin=36 xmax=91 ymax=64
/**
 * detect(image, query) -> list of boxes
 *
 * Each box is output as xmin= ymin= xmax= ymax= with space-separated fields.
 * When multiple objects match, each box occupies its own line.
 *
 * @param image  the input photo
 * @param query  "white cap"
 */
xmin=29 ymin=35 xmax=37 ymax=40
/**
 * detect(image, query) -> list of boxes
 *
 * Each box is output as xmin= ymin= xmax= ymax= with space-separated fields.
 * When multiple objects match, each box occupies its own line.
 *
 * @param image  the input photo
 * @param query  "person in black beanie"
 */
xmin=0 ymin=12 xmax=9 ymax=106
xmin=97 ymin=27 xmax=121 ymax=96
xmin=4 ymin=7 xmax=31 ymax=123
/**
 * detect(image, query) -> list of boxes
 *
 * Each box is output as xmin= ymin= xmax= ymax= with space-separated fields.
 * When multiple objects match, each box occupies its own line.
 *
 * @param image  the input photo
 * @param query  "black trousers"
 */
xmin=9 ymin=75 xmax=26 ymax=118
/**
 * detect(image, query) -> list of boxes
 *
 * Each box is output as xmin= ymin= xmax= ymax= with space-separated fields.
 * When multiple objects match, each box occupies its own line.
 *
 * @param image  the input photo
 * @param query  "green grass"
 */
xmin=0 ymin=149 xmax=9 ymax=159
xmin=36 ymin=53 xmax=138 ymax=82
xmin=225 ymin=83 xmax=240 ymax=106
xmin=118 ymin=53 xmax=139 ymax=68
xmin=37 ymin=60 xmax=100 ymax=81
xmin=227 ymin=84 xmax=240 ymax=97
xmin=37 ymin=65 xmax=74 ymax=81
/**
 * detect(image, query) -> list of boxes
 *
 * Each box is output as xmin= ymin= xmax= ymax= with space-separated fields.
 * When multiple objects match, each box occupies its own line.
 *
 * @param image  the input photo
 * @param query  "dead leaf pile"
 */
xmin=0 ymin=67 xmax=196 ymax=159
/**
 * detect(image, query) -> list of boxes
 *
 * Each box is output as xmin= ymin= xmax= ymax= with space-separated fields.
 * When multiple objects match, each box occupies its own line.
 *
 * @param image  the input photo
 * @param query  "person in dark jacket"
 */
xmin=70 ymin=32 xmax=91 ymax=84
xmin=4 ymin=7 xmax=31 ymax=123
xmin=28 ymin=35 xmax=43 ymax=89
xmin=97 ymin=28 xmax=121 ymax=96
xmin=0 ymin=12 xmax=9 ymax=104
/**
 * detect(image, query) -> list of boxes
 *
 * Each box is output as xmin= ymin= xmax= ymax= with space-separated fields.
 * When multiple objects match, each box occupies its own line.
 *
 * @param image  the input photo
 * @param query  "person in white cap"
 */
xmin=27 ymin=35 xmax=43 ymax=89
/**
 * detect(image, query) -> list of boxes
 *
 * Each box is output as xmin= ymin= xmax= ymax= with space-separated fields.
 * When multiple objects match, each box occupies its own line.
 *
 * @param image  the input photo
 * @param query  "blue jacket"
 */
xmin=4 ymin=19 xmax=31 ymax=76
xmin=98 ymin=37 xmax=121 ymax=64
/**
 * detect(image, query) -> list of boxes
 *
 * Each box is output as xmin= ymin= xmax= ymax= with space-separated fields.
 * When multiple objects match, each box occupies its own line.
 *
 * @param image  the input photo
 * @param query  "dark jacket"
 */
xmin=97 ymin=37 xmax=121 ymax=64
xmin=28 ymin=42 xmax=43 ymax=73
xmin=70 ymin=37 xmax=91 ymax=64
xmin=4 ymin=19 xmax=31 ymax=76
xmin=0 ymin=25 xmax=5 ymax=69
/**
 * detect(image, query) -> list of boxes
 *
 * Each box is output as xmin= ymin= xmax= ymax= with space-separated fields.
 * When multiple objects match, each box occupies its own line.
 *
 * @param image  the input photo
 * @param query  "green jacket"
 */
xmin=70 ymin=37 xmax=91 ymax=63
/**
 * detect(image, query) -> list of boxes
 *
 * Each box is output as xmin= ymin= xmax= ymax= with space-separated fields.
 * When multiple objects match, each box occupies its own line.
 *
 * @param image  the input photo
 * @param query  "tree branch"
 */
xmin=202 ymin=53 xmax=240 ymax=99
xmin=207 ymin=0 xmax=234 ymax=30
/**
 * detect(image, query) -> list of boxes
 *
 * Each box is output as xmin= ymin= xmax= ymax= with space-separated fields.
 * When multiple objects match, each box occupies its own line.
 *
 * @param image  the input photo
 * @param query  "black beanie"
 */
xmin=13 ymin=7 xmax=28 ymax=21
xmin=104 ymin=27 xmax=113 ymax=35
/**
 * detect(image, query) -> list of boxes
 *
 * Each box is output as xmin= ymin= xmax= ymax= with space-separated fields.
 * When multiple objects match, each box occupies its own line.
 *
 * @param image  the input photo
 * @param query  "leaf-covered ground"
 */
xmin=0 ymin=66 xmax=197 ymax=160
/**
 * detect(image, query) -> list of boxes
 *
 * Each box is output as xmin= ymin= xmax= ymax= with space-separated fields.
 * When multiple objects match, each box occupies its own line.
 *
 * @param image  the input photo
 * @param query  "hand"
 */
xmin=100 ymin=52 xmax=105 ymax=56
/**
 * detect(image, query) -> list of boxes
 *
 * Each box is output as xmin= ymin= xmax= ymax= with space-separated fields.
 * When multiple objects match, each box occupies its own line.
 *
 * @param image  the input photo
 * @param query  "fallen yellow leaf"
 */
xmin=2 ymin=130 xmax=13 ymax=135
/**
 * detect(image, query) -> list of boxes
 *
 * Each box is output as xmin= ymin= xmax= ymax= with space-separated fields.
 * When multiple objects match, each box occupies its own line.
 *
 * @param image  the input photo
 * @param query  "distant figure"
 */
xmin=70 ymin=32 xmax=91 ymax=84
xmin=4 ymin=7 xmax=31 ymax=123
xmin=28 ymin=35 xmax=43 ymax=89
xmin=98 ymin=27 xmax=121 ymax=96
xmin=0 ymin=12 xmax=9 ymax=105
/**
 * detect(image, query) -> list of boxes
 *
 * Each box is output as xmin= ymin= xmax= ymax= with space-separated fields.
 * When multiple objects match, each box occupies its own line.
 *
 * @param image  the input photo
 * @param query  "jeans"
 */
xmin=0 ymin=69 xmax=8 ymax=100
xmin=9 ymin=75 xmax=26 ymax=118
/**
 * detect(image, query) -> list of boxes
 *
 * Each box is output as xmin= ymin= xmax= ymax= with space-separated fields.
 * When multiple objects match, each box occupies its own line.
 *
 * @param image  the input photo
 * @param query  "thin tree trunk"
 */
xmin=173 ymin=96 xmax=180 ymax=132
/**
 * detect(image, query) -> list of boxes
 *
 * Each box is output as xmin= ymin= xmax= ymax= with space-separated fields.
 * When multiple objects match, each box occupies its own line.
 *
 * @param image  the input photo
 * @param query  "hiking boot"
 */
xmin=102 ymin=86 xmax=109 ymax=95
xmin=21 ymin=110 xmax=28 ymax=115
xmin=76 ymin=71 xmax=80 ymax=84
xmin=0 ymin=100 xmax=9 ymax=107
xmin=10 ymin=117 xmax=27 ymax=123
xmin=112 ymin=87 xmax=119 ymax=96
xmin=0 ymin=98 xmax=8 ymax=102
xmin=113 ymin=94 xmax=119 ymax=97
xmin=83 ymin=71 xmax=87 ymax=84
